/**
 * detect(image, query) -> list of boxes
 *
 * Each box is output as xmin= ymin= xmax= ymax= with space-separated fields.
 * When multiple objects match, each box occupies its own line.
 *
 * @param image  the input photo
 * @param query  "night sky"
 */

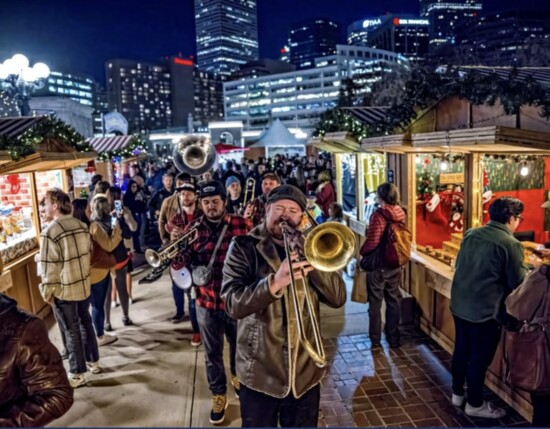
xmin=0 ymin=0 xmax=547 ymax=85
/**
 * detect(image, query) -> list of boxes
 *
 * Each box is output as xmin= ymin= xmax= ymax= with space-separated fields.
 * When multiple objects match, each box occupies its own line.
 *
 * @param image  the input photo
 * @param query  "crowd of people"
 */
xmin=4 ymin=148 xmax=550 ymax=428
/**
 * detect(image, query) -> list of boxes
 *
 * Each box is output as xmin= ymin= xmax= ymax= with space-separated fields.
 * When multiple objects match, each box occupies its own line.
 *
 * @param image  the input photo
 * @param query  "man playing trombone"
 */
xmin=174 ymin=180 xmax=252 ymax=425
xmin=242 ymin=172 xmax=281 ymax=226
xmin=221 ymin=185 xmax=347 ymax=427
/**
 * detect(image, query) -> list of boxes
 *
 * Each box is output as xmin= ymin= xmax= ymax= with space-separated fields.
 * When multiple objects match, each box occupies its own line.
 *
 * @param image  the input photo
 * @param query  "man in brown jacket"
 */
xmin=0 ymin=293 xmax=73 ymax=427
xmin=158 ymin=173 xmax=191 ymax=245
xmin=221 ymin=185 xmax=346 ymax=427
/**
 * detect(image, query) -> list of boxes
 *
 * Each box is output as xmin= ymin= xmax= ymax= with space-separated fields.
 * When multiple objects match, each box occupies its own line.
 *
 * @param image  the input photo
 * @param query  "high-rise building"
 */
xmin=37 ymin=70 xmax=96 ymax=107
xmin=106 ymin=57 xmax=224 ymax=134
xmin=420 ymin=0 xmax=482 ymax=46
xmin=348 ymin=15 xmax=430 ymax=61
xmin=194 ymin=0 xmax=259 ymax=76
xmin=288 ymin=19 xmax=340 ymax=69
xmin=230 ymin=59 xmax=296 ymax=80
xmin=224 ymin=45 xmax=408 ymax=135
xmin=455 ymin=10 xmax=550 ymax=66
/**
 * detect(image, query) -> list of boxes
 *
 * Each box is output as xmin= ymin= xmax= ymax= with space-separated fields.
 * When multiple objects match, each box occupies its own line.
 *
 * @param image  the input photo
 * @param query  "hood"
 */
xmin=379 ymin=205 xmax=406 ymax=223
xmin=0 ymin=293 xmax=17 ymax=317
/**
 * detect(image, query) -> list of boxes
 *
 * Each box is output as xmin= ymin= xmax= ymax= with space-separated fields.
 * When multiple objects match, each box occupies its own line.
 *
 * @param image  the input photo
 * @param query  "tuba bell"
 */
xmin=173 ymin=134 xmax=217 ymax=176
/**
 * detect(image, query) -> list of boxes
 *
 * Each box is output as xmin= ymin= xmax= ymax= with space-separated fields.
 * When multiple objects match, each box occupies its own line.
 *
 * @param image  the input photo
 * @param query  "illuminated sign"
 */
xmin=174 ymin=58 xmax=193 ymax=66
xmin=394 ymin=18 xmax=429 ymax=26
xmin=362 ymin=18 xmax=382 ymax=28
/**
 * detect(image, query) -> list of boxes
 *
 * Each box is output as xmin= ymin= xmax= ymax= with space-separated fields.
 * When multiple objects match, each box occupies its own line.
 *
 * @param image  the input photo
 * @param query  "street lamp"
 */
xmin=0 ymin=54 xmax=50 ymax=116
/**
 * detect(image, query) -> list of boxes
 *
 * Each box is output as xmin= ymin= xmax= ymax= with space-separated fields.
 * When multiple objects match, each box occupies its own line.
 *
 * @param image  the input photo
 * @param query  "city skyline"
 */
xmin=0 ymin=0 xmax=547 ymax=84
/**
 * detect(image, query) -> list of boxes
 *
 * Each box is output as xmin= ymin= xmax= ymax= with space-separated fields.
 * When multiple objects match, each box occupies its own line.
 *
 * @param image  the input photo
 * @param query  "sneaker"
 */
xmin=87 ymin=361 xmax=102 ymax=374
xmin=191 ymin=333 xmax=202 ymax=347
xmin=452 ymin=393 xmax=465 ymax=407
xmin=111 ymin=301 xmax=118 ymax=309
xmin=465 ymin=401 xmax=506 ymax=419
xmin=209 ymin=394 xmax=228 ymax=425
xmin=122 ymin=317 xmax=134 ymax=326
xmin=129 ymin=298 xmax=134 ymax=305
xmin=97 ymin=334 xmax=118 ymax=347
xmin=69 ymin=373 xmax=86 ymax=388
xmin=231 ymin=375 xmax=240 ymax=398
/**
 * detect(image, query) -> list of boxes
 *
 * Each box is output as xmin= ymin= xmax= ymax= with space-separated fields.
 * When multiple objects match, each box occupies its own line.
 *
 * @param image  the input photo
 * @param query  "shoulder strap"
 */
xmin=206 ymin=223 xmax=229 ymax=270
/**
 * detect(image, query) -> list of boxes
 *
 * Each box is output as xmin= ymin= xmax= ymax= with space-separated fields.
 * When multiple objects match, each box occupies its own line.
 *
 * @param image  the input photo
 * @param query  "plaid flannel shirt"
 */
xmin=39 ymin=215 xmax=91 ymax=302
xmin=168 ymin=208 xmax=202 ymax=269
xmin=180 ymin=212 xmax=252 ymax=311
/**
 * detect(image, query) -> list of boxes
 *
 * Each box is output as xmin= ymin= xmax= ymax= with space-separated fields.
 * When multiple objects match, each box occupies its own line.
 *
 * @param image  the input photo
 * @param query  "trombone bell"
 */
xmin=304 ymin=222 xmax=356 ymax=272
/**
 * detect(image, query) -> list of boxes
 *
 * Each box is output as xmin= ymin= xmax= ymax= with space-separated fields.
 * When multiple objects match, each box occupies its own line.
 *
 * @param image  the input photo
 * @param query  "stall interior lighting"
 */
xmin=520 ymin=162 xmax=529 ymax=177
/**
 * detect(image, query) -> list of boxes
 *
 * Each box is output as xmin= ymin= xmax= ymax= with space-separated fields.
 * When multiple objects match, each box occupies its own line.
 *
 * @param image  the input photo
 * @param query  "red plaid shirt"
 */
xmin=168 ymin=208 xmax=202 ymax=270
xmin=179 ymin=212 xmax=252 ymax=311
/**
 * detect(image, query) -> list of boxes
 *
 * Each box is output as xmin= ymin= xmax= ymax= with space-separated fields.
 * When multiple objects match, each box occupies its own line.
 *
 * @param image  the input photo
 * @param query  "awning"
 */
xmin=87 ymin=135 xmax=135 ymax=153
xmin=0 ymin=116 xmax=47 ymax=138
xmin=342 ymin=107 xmax=389 ymax=125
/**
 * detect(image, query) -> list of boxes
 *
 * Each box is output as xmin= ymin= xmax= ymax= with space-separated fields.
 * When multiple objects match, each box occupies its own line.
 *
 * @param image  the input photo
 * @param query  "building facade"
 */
xmin=224 ymin=45 xmax=408 ymax=135
xmin=420 ymin=0 xmax=482 ymax=47
xmin=348 ymin=15 xmax=430 ymax=61
xmin=289 ymin=19 xmax=340 ymax=69
xmin=194 ymin=0 xmax=259 ymax=76
xmin=455 ymin=10 xmax=550 ymax=66
xmin=106 ymin=57 xmax=224 ymax=134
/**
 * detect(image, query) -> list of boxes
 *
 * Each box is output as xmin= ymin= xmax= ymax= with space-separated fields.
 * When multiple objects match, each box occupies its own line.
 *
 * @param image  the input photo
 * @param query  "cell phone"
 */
xmin=114 ymin=200 xmax=122 ymax=215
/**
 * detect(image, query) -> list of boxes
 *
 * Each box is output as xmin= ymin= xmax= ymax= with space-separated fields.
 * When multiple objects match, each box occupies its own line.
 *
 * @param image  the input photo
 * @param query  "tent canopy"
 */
xmin=248 ymin=119 xmax=302 ymax=148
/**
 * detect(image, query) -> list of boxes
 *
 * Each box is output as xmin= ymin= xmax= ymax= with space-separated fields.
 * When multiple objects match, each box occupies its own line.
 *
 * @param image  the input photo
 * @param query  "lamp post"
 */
xmin=0 ymin=54 xmax=50 ymax=116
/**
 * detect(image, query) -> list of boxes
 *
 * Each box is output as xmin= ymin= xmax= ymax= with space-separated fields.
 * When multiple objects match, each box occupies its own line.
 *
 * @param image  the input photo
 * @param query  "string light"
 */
xmin=440 ymin=160 xmax=449 ymax=171
xmin=520 ymin=161 xmax=529 ymax=177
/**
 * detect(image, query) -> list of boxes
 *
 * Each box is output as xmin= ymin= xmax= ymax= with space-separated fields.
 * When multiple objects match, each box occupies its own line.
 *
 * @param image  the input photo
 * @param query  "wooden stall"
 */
xmin=361 ymin=96 xmax=550 ymax=420
xmin=0 ymin=117 xmax=96 ymax=318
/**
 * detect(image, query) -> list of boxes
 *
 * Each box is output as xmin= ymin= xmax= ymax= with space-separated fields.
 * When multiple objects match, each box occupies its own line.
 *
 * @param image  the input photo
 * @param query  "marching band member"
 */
xmin=242 ymin=172 xmax=281 ymax=226
xmin=158 ymin=173 xmax=192 ymax=246
xmin=221 ymin=185 xmax=346 ymax=428
xmin=174 ymin=180 xmax=252 ymax=425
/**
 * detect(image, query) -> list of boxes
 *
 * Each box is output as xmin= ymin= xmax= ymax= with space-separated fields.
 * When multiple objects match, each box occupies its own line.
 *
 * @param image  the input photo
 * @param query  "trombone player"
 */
xmin=221 ymin=185 xmax=346 ymax=427
xmin=242 ymin=172 xmax=281 ymax=226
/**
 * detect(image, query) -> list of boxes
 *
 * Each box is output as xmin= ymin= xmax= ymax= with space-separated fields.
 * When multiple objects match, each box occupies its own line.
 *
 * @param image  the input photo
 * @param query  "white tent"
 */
xmin=248 ymin=119 xmax=305 ymax=157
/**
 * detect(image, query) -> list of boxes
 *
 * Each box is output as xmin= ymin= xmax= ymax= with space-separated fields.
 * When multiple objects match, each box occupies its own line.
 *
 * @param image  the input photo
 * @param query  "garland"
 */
xmin=314 ymin=66 xmax=550 ymax=141
xmin=96 ymin=134 xmax=148 ymax=161
xmin=0 ymin=116 xmax=90 ymax=161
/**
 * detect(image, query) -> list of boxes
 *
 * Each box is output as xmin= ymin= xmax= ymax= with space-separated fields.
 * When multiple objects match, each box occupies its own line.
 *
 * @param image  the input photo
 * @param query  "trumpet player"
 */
xmin=242 ymin=172 xmax=281 ymax=226
xmin=174 ymin=181 xmax=252 ymax=425
xmin=221 ymin=185 xmax=346 ymax=428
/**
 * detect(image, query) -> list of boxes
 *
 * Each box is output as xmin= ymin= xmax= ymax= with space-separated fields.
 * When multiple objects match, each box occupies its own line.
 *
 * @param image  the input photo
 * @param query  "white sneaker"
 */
xmin=69 ymin=372 xmax=86 ymax=388
xmin=111 ymin=301 xmax=118 ymax=309
xmin=87 ymin=361 xmax=102 ymax=374
xmin=465 ymin=401 xmax=506 ymax=419
xmin=452 ymin=393 xmax=465 ymax=407
xmin=97 ymin=334 xmax=118 ymax=347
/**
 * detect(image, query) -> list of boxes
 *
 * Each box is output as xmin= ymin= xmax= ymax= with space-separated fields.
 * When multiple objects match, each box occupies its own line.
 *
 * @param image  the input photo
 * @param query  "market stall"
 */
xmin=0 ymin=116 xmax=96 ymax=318
xmin=361 ymin=95 xmax=550 ymax=420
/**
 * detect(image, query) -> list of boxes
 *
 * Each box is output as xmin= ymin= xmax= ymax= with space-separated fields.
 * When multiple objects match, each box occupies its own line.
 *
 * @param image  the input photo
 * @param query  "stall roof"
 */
xmin=0 ymin=116 xmax=47 ymax=138
xmin=453 ymin=66 xmax=550 ymax=86
xmin=87 ymin=135 xmax=135 ymax=152
xmin=248 ymin=119 xmax=302 ymax=148
xmin=309 ymin=132 xmax=364 ymax=153
xmin=341 ymin=106 xmax=389 ymax=125
xmin=0 ymin=151 xmax=97 ymax=175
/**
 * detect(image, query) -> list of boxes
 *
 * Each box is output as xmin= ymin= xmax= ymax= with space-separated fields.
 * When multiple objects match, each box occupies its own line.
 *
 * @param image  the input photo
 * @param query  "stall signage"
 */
xmin=387 ymin=169 xmax=395 ymax=183
xmin=349 ymin=218 xmax=366 ymax=236
xmin=440 ymin=172 xmax=464 ymax=184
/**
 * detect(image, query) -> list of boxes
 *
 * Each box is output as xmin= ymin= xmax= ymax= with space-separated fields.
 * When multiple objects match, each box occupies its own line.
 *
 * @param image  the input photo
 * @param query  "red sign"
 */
xmin=173 ymin=58 xmax=193 ymax=66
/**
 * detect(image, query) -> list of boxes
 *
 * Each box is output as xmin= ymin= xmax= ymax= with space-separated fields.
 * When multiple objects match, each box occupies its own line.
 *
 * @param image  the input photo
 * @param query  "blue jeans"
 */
xmin=196 ymin=306 xmax=237 ymax=395
xmin=172 ymin=282 xmax=199 ymax=333
xmin=90 ymin=274 xmax=110 ymax=337
xmin=53 ymin=296 xmax=99 ymax=374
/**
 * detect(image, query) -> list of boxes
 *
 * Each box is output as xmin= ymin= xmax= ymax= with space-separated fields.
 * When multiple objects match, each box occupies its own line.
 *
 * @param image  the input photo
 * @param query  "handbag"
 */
xmin=351 ymin=269 xmax=368 ymax=304
xmin=90 ymin=239 xmax=117 ymax=269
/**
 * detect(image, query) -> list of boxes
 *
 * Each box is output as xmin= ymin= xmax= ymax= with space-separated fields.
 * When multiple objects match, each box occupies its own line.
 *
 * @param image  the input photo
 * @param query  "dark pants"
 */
xmin=240 ymin=384 xmax=320 ymax=427
xmin=367 ymin=267 xmax=401 ymax=344
xmin=196 ymin=306 xmax=237 ymax=395
xmin=451 ymin=315 xmax=501 ymax=407
xmin=53 ymin=296 xmax=99 ymax=374
xmin=105 ymin=265 xmax=130 ymax=323
xmin=90 ymin=274 xmax=110 ymax=337
xmin=172 ymin=282 xmax=199 ymax=333
xmin=132 ymin=212 xmax=143 ymax=252
xmin=531 ymin=393 xmax=550 ymax=427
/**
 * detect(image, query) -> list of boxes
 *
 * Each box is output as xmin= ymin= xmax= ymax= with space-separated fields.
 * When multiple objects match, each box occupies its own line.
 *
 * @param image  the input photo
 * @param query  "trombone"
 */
xmin=145 ymin=227 xmax=199 ymax=268
xmin=242 ymin=177 xmax=256 ymax=207
xmin=280 ymin=215 xmax=356 ymax=368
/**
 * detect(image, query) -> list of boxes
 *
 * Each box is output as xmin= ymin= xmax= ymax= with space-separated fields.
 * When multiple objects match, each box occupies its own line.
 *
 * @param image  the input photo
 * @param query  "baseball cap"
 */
xmin=267 ymin=185 xmax=307 ymax=210
xmin=225 ymin=176 xmax=241 ymax=188
xmin=261 ymin=172 xmax=281 ymax=183
xmin=199 ymin=181 xmax=226 ymax=199
xmin=177 ymin=183 xmax=197 ymax=193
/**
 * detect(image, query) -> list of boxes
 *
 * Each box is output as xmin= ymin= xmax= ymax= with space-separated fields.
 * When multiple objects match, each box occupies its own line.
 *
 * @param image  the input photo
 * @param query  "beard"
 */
xmin=206 ymin=209 xmax=224 ymax=221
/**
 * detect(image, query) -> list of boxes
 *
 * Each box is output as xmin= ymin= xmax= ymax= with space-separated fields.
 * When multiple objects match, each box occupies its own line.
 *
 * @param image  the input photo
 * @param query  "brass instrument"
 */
xmin=173 ymin=134 xmax=217 ymax=176
xmin=240 ymin=178 xmax=256 ymax=217
xmin=145 ymin=228 xmax=199 ymax=268
xmin=280 ymin=217 xmax=356 ymax=368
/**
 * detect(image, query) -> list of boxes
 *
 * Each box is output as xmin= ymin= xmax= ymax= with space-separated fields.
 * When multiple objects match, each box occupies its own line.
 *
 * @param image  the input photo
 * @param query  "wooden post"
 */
xmin=356 ymin=153 xmax=365 ymax=222
xmin=334 ymin=153 xmax=343 ymax=206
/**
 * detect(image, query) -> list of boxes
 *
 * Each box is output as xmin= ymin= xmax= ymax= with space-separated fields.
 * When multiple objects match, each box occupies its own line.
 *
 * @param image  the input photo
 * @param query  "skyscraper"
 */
xmin=194 ymin=0 xmax=259 ymax=76
xmin=288 ymin=19 xmax=340 ymax=69
xmin=420 ymin=0 xmax=482 ymax=46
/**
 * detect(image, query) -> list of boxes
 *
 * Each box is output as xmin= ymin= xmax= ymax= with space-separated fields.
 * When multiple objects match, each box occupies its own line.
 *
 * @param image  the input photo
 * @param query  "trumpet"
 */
xmin=280 ymin=217 xmax=356 ymax=368
xmin=145 ymin=228 xmax=199 ymax=268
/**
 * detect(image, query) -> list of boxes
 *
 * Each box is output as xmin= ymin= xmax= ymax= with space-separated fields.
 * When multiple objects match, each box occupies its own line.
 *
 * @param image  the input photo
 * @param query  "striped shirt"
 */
xmin=39 ymin=215 xmax=91 ymax=302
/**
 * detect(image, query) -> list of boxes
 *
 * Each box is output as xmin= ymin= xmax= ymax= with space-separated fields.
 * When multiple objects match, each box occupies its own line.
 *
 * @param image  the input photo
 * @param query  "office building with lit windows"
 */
xmin=288 ymin=19 xmax=340 ymax=69
xmin=106 ymin=57 xmax=224 ymax=133
xmin=37 ymin=71 xmax=96 ymax=106
xmin=420 ymin=0 xmax=482 ymax=46
xmin=194 ymin=0 xmax=259 ymax=76
xmin=224 ymin=45 xmax=408 ymax=135
xmin=348 ymin=15 xmax=430 ymax=60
